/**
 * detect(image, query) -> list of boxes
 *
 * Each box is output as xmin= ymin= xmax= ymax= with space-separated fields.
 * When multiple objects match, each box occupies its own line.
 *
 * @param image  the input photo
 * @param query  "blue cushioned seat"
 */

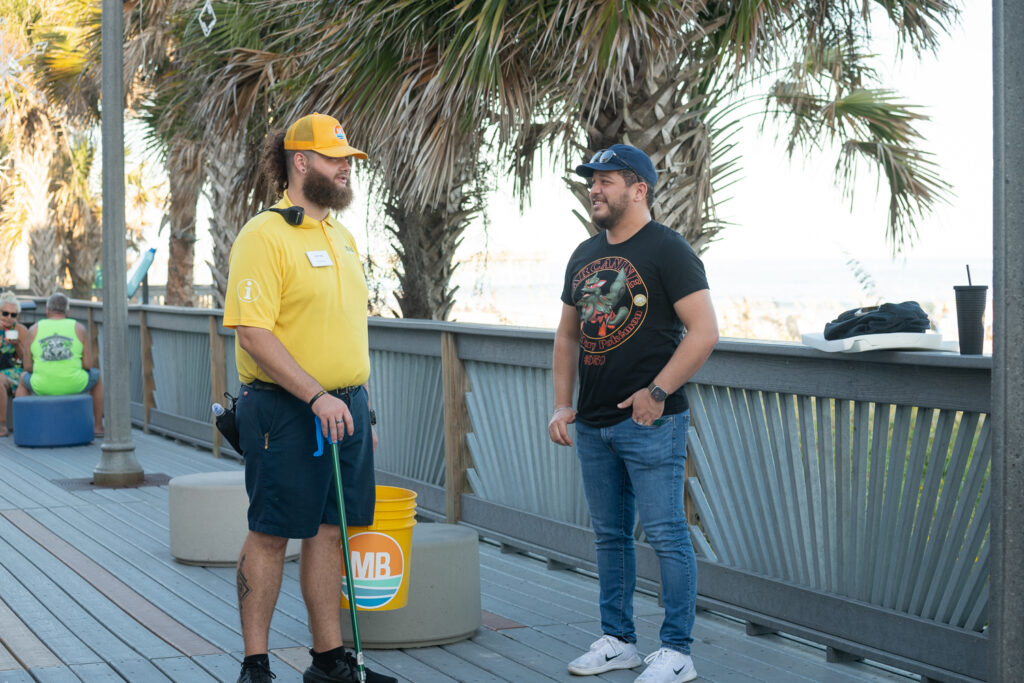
xmin=13 ymin=394 xmax=94 ymax=447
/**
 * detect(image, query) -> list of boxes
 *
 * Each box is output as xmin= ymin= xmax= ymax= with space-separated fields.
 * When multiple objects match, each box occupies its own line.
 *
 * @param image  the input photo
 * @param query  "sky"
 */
xmin=708 ymin=2 xmax=993 ymax=264
xmin=92 ymin=2 xmax=994 ymax=336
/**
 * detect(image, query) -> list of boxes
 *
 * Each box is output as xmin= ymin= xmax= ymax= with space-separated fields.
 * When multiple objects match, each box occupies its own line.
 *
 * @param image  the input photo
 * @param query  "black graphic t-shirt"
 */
xmin=561 ymin=221 xmax=709 ymax=427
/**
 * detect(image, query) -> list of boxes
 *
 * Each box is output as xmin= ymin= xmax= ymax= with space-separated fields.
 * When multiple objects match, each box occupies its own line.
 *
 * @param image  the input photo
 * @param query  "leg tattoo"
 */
xmin=237 ymin=553 xmax=252 ymax=605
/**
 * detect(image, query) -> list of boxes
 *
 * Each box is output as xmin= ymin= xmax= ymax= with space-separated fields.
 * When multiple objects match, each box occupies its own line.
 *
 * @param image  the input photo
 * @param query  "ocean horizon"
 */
xmin=445 ymin=254 xmax=992 ymax=349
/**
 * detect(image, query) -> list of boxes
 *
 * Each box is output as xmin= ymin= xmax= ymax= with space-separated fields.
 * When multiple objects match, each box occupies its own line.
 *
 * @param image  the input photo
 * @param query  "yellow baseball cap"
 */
xmin=283 ymin=113 xmax=368 ymax=159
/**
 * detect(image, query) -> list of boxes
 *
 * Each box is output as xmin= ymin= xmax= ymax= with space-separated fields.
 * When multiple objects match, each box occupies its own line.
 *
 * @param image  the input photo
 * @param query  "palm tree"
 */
xmin=322 ymin=2 xmax=693 ymax=316
xmin=149 ymin=1 xmax=957 ymax=318
xmin=143 ymin=1 xmax=287 ymax=308
xmin=698 ymin=0 xmax=957 ymax=252
xmin=203 ymin=129 xmax=259 ymax=308
xmin=4 ymin=0 xmax=109 ymax=298
xmin=261 ymin=0 xmax=955 ymax=317
xmin=481 ymin=0 xmax=957 ymax=254
xmin=14 ymin=108 xmax=60 ymax=295
xmin=50 ymin=133 xmax=101 ymax=298
xmin=0 ymin=137 xmax=14 ymax=285
xmin=158 ymin=1 xmax=492 ymax=318
xmin=121 ymin=0 xmax=204 ymax=306
xmin=176 ymin=2 xmax=688 ymax=319
xmin=162 ymin=139 xmax=201 ymax=306
xmin=63 ymin=0 xmax=203 ymax=306
xmin=0 ymin=7 xmax=63 ymax=295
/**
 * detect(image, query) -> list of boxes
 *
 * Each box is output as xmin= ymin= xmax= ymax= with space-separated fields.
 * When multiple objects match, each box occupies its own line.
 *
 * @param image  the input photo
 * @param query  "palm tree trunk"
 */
xmin=384 ymin=202 xmax=456 ymax=320
xmin=164 ymin=140 xmax=203 ymax=306
xmin=383 ymin=164 xmax=479 ymax=320
xmin=205 ymin=134 xmax=256 ymax=308
xmin=14 ymin=108 xmax=61 ymax=295
xmin=0 ymin=161 xmax=13 ymax=285
xmin=64 ymin=207 xmax=101 ymax=299
xmin=28 ymin=218 xmax=61 ymax=295
xmin=385 ymin=156 xmax=483 ymax=321
xmin=0 ymin=244 xmax=15 ymax=288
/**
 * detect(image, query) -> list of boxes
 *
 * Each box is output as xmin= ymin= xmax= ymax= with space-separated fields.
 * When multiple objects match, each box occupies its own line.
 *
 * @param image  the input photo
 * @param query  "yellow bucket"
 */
xmin=340 ymin=485 xmax=417 ymax=611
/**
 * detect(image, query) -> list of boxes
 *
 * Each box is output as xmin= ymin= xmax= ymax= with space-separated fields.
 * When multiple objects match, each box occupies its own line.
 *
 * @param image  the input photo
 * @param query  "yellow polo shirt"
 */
xmin=223 ymin=192 xmax=370 ymax=389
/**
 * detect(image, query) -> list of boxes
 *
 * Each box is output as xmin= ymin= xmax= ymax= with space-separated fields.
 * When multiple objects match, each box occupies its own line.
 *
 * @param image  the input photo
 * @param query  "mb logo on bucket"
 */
xmin=341 ymin=531 xmax=405 ymax=609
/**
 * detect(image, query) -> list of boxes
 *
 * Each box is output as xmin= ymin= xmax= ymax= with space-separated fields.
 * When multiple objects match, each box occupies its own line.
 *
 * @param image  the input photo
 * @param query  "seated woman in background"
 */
xmin=0 ymin=291 xmax=29 ymax=436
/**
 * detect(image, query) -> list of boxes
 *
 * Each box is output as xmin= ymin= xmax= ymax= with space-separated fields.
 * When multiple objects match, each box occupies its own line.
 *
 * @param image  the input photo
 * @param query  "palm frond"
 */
xmin=869 ymin=0 xmax=959 ymax=53
xmin=838 ymin=138 xmax=951 ymax=252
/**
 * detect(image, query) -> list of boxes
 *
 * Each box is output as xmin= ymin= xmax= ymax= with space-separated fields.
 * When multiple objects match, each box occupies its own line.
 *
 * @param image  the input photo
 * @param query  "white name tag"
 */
xmin=306 ymin=250 xmax=333 ymax=267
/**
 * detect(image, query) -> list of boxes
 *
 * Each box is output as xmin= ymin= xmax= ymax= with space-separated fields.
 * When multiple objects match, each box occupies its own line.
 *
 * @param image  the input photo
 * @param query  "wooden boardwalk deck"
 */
xmin=0 ymin=430 xmax=916 ymax=682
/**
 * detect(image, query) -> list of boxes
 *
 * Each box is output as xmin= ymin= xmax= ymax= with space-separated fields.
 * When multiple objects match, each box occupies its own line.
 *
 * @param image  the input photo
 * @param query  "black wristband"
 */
xmin=308 ymin=389 xmax=327 ymax=408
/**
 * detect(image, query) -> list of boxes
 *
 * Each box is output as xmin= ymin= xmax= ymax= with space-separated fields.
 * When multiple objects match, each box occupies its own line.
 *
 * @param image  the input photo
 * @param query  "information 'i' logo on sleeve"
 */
xmin=237 ymin=279 xmax=261 ymax=303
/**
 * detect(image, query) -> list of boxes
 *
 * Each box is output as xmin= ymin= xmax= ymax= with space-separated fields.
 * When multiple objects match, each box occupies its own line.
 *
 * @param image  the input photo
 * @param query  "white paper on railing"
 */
xmin=801 ymin=331 xmax=948 ymax=353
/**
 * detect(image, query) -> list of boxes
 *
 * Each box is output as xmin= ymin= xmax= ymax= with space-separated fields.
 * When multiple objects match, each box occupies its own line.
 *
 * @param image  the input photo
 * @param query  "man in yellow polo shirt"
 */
xmin=223 ymin=113 xmax=393 ymax=683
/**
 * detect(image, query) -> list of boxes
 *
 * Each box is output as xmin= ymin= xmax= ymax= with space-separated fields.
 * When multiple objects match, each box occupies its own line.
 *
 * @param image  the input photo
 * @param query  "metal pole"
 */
xmin=94 ymin=0 xmax=142 ymax=486
xmin=990 ymin=0 xmax=1024 ymax=679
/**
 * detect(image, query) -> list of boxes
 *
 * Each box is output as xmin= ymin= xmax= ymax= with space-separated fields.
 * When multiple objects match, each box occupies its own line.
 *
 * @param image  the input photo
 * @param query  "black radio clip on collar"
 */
xmin=263 ymin=205 xmax=305 ymax=226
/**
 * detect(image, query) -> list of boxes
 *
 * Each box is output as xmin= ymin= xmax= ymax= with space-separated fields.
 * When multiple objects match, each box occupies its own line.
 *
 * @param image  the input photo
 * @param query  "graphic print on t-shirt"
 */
xmin=571 ymin=256 xmax=648 ymax=357
xmin=40 ymin=334 xmax=74 ymax=361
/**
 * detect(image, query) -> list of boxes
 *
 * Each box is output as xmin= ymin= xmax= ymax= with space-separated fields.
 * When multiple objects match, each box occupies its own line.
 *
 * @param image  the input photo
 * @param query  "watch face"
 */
xmin=649 ymin=384 xmax=668 ymax=402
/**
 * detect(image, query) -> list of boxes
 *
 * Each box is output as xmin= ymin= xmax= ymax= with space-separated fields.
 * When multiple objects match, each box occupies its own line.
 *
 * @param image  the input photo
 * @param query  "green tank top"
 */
xmin=29 ymin=317 xmax=88 ymax=395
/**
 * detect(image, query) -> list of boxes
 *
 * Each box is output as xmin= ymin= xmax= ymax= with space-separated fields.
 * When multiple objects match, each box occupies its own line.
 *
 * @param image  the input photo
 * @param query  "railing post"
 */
xmin=139 ymin=310 xmax=155 ymax=431
xmin=86 ymin=308 xmax=100 ymax=369
xmin=442 ymin=331 xmax=472 ymax=523
xmin=991 ymin=0 xmax=1024 ymax=677
xmin=208 ymin=315 xmax=227 ymax=457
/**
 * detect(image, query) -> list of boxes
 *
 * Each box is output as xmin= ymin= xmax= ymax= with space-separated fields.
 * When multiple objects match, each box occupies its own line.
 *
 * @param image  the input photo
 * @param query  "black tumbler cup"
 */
xmin=954 ymin=285 xmax=988 ymax=355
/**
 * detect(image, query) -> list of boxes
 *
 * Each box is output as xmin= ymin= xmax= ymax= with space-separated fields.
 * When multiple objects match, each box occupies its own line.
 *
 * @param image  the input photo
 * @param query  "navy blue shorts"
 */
xmin=236 ymin=383 xmax=376 ymax=538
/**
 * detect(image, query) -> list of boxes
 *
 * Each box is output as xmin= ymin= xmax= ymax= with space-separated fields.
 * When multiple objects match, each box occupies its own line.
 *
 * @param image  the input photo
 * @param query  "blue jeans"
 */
xmin=575 ymin=412 xmax=697 ymax=654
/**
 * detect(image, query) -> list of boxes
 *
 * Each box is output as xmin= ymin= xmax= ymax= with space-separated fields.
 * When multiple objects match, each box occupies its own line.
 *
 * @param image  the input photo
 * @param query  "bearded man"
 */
xmin=223 ymin=113 xmax=393 ymax=683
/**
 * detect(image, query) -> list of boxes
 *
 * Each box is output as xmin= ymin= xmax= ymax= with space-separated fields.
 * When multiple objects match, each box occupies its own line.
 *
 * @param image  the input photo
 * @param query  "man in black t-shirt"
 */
xmin=548 ymin=144 xmax=719 ymax=683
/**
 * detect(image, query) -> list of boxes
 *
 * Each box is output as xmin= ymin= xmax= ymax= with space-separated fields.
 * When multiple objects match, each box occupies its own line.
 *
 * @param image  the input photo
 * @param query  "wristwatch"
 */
xmin=647 ymin=382 xmax=668 ymax=402
xmin=369 ymin=408 xmax=377 ymax=426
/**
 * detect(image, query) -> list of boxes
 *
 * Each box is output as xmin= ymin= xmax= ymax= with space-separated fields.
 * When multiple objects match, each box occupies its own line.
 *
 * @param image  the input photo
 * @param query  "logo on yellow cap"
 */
xmin=334 ymin=125 xmax=345 ymax=141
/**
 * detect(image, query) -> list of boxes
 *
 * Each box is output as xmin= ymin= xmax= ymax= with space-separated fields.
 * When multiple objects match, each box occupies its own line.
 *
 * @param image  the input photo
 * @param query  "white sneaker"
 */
xmin=635 ymin=648 xmax=697 ymax=682
xmin=567 ymin=634 xmax=643 ymax=675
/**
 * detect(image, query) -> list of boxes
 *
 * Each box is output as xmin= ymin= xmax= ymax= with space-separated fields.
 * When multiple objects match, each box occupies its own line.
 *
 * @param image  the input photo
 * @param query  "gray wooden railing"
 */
xmin=683 ymin=343 xmax=989 ymax=683
xmin=25 ymin=301 xmax=988 ymax=683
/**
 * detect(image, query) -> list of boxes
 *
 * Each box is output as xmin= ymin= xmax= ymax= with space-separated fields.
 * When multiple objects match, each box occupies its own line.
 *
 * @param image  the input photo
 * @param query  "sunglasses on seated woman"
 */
xmin=1 ymin=311 xmax=17 ymax=318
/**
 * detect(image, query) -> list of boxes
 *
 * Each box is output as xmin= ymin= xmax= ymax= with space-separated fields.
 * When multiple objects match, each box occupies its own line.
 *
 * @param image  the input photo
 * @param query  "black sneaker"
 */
xmin=237 ymin=660 xmax=276 ymax=683
xmin=302 ymin=651 xmax=397 ymax=683
xmin=343 ymin=651 xmax=396 ymax=683
xmin=302 ymin=656 xmax=358 ymax=683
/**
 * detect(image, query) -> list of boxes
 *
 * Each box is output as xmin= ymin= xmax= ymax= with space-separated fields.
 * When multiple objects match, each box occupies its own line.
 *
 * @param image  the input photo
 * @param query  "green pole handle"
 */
xmin=331 ymin=439 xmax=365 ymax=683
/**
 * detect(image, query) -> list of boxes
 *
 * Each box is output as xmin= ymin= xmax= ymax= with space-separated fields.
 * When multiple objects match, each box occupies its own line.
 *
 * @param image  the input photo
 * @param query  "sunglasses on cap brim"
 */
xmin=590 ymin=149 xmax=648 ymax=185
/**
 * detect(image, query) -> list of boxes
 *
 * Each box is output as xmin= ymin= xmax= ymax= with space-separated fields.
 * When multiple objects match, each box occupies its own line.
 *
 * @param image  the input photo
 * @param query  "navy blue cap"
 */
xmin=575 ymin=144 xmax=658 ymax=188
